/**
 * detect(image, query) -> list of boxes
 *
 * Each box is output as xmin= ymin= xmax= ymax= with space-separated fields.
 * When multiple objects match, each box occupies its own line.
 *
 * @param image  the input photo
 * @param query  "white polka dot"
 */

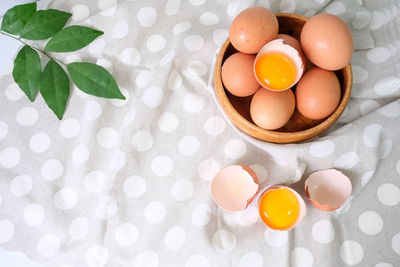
xmin=136 ymin=70 xmax=153 ymax=88
xmin=309 ymin=140 xmax=335 ymax=157
xmin=160 ymin=50 xmax=175 ymax=66
xmin=54 ymin=187 xmax=78 ymax=210
xmin=377 ymin=102 xmax=400 ymax=118
xmin=132 ymin=131 xmax=153 ymax=152
xmin=96 ymin=58 xmax=113 ymax=74
xmin=363 ymin=124 xmax=383 ymax=147
xmin=189 ymin=0 xmax=205 ymax=6
xmin=37 ymin=234 xmax=60 ymax=258
xmin=72 ymin=144 xmax=89 ymax=165
xmin=358 ymin=211 xmax=383 ymax=235
xmin=171 ymin=179 xmax=193 ymax=201
xmin=84 ymin=100 xmax=102 ymax=121
xmin=222 ymin=211 xmax=237 ymax=227
xmin=10 ymin=175 xmax=32 ymax=196
xmin=360 ymin=100 xmax=379 ymax=115
xmin=235 ymin=206 xmax=259 ymax=227
xmin=187 ymin=61 xmax=208 ymax=76
xmin=41 ymin=159 xmax=64 ymax=181
xmin=264 ymin=228 xmax=288 ymax=247
xmin=224 ymin=139 xmax=247 ymax=159
xmin=361 ymin=171 xmax=375 ymax=186
xmin=137 ymin=6 xmax=157 ymax=27
xmin=98 ymin=0 xmax=116 ymax=9
xmin=112 ymin=20 xmax=128 ymax=39
xmin=379 ymin=139 xmax=393 ymax=159
xmin=115 ymin=223 xmax=139 ymax=246
xmin=377 ymin=183 xmax=400 ymax=206
xmin=16 ymin=107 xmax=38 ymax=126
xmin=185 ymin=255 xmax=210 ymax=267
xmin=65 ymin=54 xmax=81 ymax=64
xmin=340 ymin=240 xmax=364 ymax=265
xmin=151 ymin=156 xmax=173 ymax=177
xmin=212 ymin=230 xmax=236 ymax=253
xmin=165 ymin=0 xmax=181 ymax=15
xmin=352 ymin=11 xmax=371 ymax=30
xmin=100 ymin=5 xmax=116 ymax=16
xmin=120 ymin=47 xmax=141 ymax=66
xmin=29 ymin=133 xmax=50 ymax=153
xmin=0 ymin=220 xmax=14 ymax=244
xmin=123 ymin=175 xmax=146 ymax=197
xmin=352 ymin=65 xmax=369 ymax=84
xmin=203 ymin=116 xmax=226 ymax=136
xmin=5 ymin=82 xmax=24 ymax=101
xmin=312 ymin=220 xmax=335 ymax=244
xmin=84 ymin=171 xmax=105 ymax=193
xmin=135 ymin=250 xmax=159 ymax=267
xmin=334 ymin=152 xmax=360 ymax=169
xmin=291 ymin=247 xmax=313 ymax=267
xmin=199 ymin=12 xmax=219 ymax=26
xmin=23 ymin=204 xmax=44 ymax=226
xmin=191 ymin=204 xmax=211 ymax=227
xmin=59 ymin=118 xmax=80 ymax=139
xmin=96 ymin=197 xmax=118 ymax=219
xmin=164 ymin=227 xmax=186 ymax=251
xmin=69 ymin=217 xmax=89 ymax=240
xmin=124 ymin=108 xmax=136 ymax=125
xmin=183 ymin=93 xmax=204 ymax=113
xmin=249 ymin=164 xmax=268 ymax=183
xmin=72 ymin=4 xmax=89 ymax=21
xmin=0 ymin=147 xmax=20 ymax=168
xmin=392 ymin=233 xmax=400 ymax=255
xmin=198 ymin=158 xmax=220 ymax=181
xmin=183 ymin=35 xmax=204 ymax=52
xmin=147 ymin=34 xmax=166 ymax=52
xmin=168 ymin=70 xmax=182 ymax=90
xmin=373 ymin=77 xmax=400 ymax=96
xmin=144 ymin=201 xmax=166 ymax=224
xmin=370 ymin=11 xmax=386 ymax=30
xmin=85 ymin=245 xmax=109 ymax=267
xmin=325 ymin=1 xmax=346 ymax=15
xmin=111 ymin=149 xmax=127 ymax=172
xmin=375 ymin=262 xmax=394 ymax=267
xmin=178 ymin=136 xmax=200 ymax=156
xmin=213 ymin=29 xmax=228 ymax=47
xmin=158 ymin=112 xmax=179 ymax=133
xmin=239 ymin=252 xmax=263 ymax=267
xmin=367 ymin=47 xmax=391 ymax=63
xmin=271 ymin=153 xmax=288 ymax=166
xmin=0 ymin=121 xmax=8 ymax=140
xmin=97 ymin=127 xmax=118 ymax=148
xmin=142 ymin=86 xmax=163 ymax=107
xmin=88 ymin=38 xmax=105 ymax=58
xmin=173 ymin=22 xmax=191 ymax=35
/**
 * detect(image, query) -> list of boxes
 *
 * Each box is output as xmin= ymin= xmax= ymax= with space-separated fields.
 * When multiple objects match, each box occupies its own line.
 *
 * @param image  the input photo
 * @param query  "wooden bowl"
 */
xmin=214 ymin=13 xmax=352 ymax=144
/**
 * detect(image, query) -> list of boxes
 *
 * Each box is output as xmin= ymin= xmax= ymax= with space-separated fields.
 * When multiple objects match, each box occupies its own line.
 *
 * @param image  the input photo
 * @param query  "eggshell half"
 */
xmin=305 ymin=169 xmax=352 ymax=211
xmin=210 ymin=165 xmax=259 ymax=212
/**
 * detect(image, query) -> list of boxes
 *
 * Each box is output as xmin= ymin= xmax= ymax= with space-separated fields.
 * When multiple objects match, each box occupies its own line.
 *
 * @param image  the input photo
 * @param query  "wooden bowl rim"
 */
xmin=214 ymin=13 xmax=353 ymax=143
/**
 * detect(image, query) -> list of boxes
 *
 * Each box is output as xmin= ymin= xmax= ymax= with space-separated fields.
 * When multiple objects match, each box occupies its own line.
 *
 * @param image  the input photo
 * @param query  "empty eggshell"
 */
xmin=305 ymin=169 xmax=352 ymax=211
xmin=210 ymin=165 xmax=259 ymax=212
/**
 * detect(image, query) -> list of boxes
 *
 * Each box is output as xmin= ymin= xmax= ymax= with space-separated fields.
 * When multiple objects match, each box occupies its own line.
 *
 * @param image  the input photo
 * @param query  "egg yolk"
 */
xmin=255 ymin=53 xmax=297 ymax=91
xmin=259 ymin=187 xmax=300 ymax=230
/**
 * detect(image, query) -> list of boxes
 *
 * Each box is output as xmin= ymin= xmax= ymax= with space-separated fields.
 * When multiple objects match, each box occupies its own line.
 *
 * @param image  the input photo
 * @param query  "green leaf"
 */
xmin=45 ymin=25 xmax=103 ymax=52
xmin=67 ymin=62 xmax=125 ymax=100
xmin=1 ymin=3 xmax=36 ymax=35
xmin=12 ymin=45 xmax=42 ymax=102
xmin=20 ymin=9 xmax=72 ymax=40
xmin=40 ymin=60 xmax=70 ymax=120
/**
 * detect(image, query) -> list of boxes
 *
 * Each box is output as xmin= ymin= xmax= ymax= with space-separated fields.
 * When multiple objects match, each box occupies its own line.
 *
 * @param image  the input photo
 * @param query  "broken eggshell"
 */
xmin=305 ymin=169 xmax=352 ymax=211
xmin=210 ymin=165 xmax=259 ymax=212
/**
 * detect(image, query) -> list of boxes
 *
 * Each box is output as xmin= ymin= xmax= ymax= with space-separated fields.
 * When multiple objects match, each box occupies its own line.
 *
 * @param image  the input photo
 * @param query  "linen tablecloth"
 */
xmin=1 ymin=0 xmax=400 ymax=266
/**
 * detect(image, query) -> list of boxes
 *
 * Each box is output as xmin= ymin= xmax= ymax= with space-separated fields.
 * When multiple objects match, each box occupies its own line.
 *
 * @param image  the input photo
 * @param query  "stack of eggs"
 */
xmin=222 ymin=7 xmax=353 ymax=130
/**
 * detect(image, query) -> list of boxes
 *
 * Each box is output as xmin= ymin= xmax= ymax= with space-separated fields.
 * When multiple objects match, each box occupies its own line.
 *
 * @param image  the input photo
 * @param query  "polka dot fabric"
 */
xmin=0 ymin=0 xmax=400 ymax=266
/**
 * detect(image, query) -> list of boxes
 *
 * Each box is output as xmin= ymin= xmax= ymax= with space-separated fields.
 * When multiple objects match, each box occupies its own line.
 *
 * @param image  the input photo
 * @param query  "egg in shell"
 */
xmin=305 ymin=169 xmax=352 ymax=211
xmin=210 ymin=165 xmax=259 ymax=212
xmin=254 ymin=36 xmax=305 ymax=91
xmin=258 ymin=185 xmax=306 ymax=230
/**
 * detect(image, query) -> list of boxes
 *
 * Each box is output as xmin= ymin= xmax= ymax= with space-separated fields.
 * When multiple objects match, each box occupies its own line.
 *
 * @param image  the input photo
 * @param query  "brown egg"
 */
xmin=222 ymin=53 xmax=259 ymax=97
xmin=300 ymin=14 xmax=353 ymax=71
xmin=229 ymin=6 xmax=278 ymax=54
xmin=250 ymin=88 xmax=295 ymax=130
xmin=295 ymin=67 xmax=341 ymax=120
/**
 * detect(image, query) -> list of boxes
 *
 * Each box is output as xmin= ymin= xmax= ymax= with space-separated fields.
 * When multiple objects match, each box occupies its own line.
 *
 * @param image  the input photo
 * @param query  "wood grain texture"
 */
xmin=214 ymin=13 xmax=352 ymax=144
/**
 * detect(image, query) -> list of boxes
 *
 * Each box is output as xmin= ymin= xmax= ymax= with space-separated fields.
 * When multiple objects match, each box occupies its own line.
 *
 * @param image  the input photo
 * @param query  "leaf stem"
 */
xmin=0 ymin=30 xmax=67 ymax=67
